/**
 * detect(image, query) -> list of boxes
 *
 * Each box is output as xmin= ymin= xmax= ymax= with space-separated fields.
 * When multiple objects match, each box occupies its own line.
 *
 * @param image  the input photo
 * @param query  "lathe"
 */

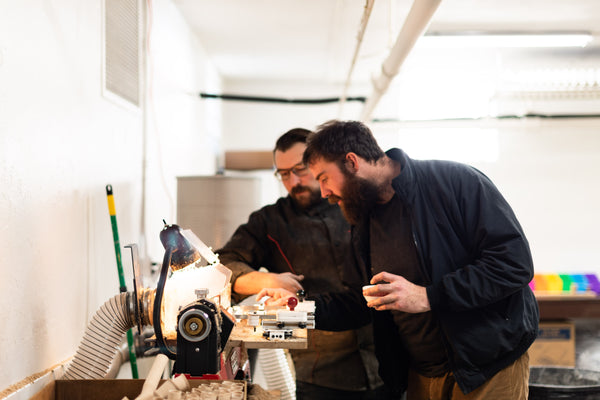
xmin=61 ymin=222 xmax=314 ymax=383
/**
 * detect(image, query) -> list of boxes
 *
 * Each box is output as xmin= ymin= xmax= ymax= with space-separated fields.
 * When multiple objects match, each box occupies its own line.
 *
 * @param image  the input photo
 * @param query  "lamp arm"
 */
xmin=153 ymin=248 xmax=177 ymax=359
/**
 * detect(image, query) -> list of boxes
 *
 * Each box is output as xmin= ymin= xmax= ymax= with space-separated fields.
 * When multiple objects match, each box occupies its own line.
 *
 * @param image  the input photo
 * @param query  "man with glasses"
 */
xmin=216 ymin=128 xmax=392 ymax=400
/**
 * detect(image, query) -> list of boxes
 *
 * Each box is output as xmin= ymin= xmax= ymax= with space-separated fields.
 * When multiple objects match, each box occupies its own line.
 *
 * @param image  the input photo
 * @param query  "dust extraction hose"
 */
xmin=62 ymin=292 xmax=135 ymax=379
xmin=256 ymin=349 xmax=296 ymax=400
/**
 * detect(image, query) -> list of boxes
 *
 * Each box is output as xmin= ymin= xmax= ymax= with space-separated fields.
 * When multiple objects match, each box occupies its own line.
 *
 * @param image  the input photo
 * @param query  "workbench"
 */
xmin=226 ymin=319 xmax=308 ymax=350
xmin=536 ymin=295 xmax=600 ymax=320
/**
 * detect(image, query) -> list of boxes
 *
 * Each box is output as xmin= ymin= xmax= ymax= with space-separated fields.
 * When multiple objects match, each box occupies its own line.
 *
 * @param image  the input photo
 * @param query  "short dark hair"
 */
xmin=303 ymin=120 xmax=385 ymax=166
xmin=274 ymin=128 xmax=312 ymax=154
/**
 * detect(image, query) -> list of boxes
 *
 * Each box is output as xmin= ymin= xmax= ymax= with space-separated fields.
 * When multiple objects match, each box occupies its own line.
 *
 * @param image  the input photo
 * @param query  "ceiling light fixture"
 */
xmin=419 ymin=31 xmax=593 ymax=48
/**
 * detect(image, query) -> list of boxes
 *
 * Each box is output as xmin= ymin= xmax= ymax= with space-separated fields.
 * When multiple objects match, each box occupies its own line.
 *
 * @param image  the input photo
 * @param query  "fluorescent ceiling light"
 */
xmin=419 ymin=32 xmax=593 ymax=48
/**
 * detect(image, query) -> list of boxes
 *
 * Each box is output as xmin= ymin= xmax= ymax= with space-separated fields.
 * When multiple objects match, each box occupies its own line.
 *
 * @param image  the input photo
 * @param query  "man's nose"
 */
xmin=288 ymin=173 xmax=301 ymax=186
xmin=319 ymin=182 xmax=331 ymax=198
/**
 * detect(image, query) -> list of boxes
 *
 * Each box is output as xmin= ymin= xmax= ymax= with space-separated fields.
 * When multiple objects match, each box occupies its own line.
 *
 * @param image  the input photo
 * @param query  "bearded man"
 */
xmin=217 ymin=127 xmax=392 ymax=400
xmin=291 ymin=119 xmax=538 ymax=400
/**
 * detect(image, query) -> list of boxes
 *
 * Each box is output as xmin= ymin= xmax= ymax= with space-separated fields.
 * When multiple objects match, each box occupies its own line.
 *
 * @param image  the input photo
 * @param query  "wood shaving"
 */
xmin=247 ymin=384 xmax=280 ymax=400
xmin=0 ymin=360 xmax=68 ymax=398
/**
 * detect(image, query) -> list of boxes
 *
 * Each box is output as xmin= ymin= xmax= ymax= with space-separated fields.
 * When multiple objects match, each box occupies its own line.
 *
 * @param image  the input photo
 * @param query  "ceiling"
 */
xmin=173 ymin=0 xmax=600 ymax=80
xmin=172 ymin=0 xmax=600 ymax=119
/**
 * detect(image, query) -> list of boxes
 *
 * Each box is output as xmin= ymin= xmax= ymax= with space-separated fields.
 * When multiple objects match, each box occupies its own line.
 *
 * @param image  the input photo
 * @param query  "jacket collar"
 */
xmin=386 ymin=148 xmax=416 ymax=206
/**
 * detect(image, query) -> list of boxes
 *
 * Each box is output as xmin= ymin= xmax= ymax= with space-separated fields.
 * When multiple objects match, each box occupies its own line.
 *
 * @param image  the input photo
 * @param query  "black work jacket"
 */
xmin=216 ymin=197 xmax=383 ymax=391
xmin=314 ymin=148 xmax=539 ymax=395
xmin=217 ymin=197 xmax=354 ymax=297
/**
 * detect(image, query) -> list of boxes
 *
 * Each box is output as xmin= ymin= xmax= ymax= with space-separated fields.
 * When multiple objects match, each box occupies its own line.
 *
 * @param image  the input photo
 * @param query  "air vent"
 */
xmin=104 ymin=0 xmax=140 ymax=107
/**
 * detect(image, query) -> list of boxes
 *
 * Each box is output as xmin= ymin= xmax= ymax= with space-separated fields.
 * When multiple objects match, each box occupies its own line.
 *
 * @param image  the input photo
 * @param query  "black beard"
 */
xmin=291 ymin=185 xmax=322 ymax=209
xmin=338 ymin=171 xmax=381 ymax=225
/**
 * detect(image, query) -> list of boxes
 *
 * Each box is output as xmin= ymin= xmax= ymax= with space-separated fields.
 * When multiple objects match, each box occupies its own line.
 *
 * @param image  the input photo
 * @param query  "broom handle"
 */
xmin=106 ymin=184 xmax=139 ymax=379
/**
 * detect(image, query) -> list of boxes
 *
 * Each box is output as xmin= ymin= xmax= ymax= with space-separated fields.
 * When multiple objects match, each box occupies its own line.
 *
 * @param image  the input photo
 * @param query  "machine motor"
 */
xmin=173 ymin=289 xmax=235 ymax=376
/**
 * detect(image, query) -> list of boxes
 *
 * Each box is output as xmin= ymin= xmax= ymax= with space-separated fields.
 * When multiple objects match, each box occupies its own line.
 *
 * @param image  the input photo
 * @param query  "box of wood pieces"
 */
xmin=32 ymin=378 xmax=279 ymax=400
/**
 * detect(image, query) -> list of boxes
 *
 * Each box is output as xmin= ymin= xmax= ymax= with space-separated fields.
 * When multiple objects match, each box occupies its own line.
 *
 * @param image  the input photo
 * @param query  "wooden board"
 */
xmin=536 ymin=296 xmax=600 ymax=319
xmin=226 ymin=319 xmax=308 ymax=349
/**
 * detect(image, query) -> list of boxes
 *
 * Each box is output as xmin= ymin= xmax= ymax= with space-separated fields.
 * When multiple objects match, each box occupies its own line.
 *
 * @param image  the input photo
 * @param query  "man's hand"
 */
xmin=256 ymin=287 xmax=297 ymax=306
xmin=363 ymin=271 xmax=431 ymax=313
xmin=267 ymin=272 xmax=305 ymax=293
xmin=233 ymin=271 xmax=304 ymax=296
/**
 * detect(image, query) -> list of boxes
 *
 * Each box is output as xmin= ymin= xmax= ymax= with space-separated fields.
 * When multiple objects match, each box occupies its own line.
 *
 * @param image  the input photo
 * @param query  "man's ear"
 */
xmin=344 ymin=153 xmax=360 ymax=173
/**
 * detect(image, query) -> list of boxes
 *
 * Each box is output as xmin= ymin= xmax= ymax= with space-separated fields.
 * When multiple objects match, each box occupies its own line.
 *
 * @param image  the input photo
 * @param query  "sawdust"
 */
xmin=0 ymin=360 xmax=68 ymax=399
xmin=247 ymin=383 xmax=280 ymax=400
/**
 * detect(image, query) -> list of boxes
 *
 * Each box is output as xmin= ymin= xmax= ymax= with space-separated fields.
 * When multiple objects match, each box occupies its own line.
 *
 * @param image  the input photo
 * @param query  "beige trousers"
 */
xmin=406 ymin=351 xmax=530 ymax=400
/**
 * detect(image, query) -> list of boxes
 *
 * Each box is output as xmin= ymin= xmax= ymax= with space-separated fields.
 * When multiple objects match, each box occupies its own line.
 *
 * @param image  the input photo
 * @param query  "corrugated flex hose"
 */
xmin=63 ymin=292 xmax=134 ymax=379
xmin=256 ymin=348 xmax=296 ymax=400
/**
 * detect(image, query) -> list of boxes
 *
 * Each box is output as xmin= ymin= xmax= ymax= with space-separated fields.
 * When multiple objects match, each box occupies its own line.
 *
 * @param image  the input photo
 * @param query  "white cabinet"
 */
xmin=177 ymin=175 xmax=280 ymax=250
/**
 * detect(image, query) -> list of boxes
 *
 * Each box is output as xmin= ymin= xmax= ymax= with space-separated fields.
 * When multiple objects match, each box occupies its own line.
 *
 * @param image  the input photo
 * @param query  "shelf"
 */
xmin=536 ymin=296 xmax=600 ymax=320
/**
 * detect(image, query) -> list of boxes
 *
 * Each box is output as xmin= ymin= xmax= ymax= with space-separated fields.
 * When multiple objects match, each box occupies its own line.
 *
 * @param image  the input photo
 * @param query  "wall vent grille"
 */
xmin=104 ymin=0 xmax=140 ymax=107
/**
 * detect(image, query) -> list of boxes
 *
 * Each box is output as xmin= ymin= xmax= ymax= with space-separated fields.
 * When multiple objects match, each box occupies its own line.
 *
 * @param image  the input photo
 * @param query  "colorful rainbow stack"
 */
xmin=530 ymin=273 xmax=600 ymax=296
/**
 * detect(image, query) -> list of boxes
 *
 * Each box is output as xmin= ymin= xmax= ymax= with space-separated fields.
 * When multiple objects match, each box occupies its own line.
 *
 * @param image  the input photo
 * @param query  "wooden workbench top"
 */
xmin=536 ymin=295 xmax=600 ymax=320
xmin=226 ymin=319 xmax=308 ymax=350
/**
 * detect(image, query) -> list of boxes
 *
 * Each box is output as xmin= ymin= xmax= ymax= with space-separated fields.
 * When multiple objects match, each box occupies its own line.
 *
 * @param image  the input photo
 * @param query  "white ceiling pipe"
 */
xmin=338 ymin=0 xmax=375 ymax=116
xmin=361 ymin=0 xmax=442 ymax=121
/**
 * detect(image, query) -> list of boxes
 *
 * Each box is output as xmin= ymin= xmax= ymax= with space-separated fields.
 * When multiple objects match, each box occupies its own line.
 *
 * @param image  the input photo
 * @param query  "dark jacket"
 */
xmin=216 ymin=197 xmax=383 ymax=391
xmin=315 ymin=148 xmax=539 ymax=394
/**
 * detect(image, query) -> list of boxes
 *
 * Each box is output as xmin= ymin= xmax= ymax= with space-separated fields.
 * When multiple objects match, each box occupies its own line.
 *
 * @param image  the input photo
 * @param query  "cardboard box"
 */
xmin=224 ymin=151 xmax=273 ymax=170
xmin=529 ymin=321 xmax=576 ymax=367
xmin=32 ymin=379 xmax=248 ymax=400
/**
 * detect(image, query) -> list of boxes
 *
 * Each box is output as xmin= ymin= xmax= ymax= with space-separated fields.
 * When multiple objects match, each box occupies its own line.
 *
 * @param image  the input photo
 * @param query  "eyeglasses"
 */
xmin=274 ymin=162 xmax=311 ymax=181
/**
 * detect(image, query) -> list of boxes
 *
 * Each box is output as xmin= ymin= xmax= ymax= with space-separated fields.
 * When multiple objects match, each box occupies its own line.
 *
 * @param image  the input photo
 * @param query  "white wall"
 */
xmin=0 ymin=0 xmax=221 ymax=395
xmin=376 ymin=117 xmax=600 ymax=273
xmin=220 ymin=79 xmax=366 ymax=150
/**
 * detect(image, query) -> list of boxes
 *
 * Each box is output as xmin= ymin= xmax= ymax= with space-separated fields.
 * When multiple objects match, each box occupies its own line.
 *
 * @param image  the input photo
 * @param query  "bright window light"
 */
xmin=390 ymin=56 xmax=497 ymax=121
xmin=419 ymin=32 xmax=592 ymax=49
xmin=376 ymin=128 xmax=499 ymax=163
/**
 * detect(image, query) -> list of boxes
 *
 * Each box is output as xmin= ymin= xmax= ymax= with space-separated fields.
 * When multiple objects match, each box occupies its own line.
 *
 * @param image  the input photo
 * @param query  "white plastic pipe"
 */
xmin=135 ymin=354 xmax=170 ymax=400
xmin=361 ymin=0 xmax=442 ymax=121
xmin=338 ymin=0 xmax=375 ymax=116
xmin=154 ymin=374 xmax=190 ymax=398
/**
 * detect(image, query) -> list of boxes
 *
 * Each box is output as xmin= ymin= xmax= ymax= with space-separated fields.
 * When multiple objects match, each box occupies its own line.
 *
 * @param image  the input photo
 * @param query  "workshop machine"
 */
xmin=145 ymin=222 xmax=316 ymax=380
xmin=232 ymin=294 xmax=316 ymax=340
xmin=143 ymin=222 xmax=241 ymax=379
xmin=62 ymin=222 xmax=314 ymax=383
